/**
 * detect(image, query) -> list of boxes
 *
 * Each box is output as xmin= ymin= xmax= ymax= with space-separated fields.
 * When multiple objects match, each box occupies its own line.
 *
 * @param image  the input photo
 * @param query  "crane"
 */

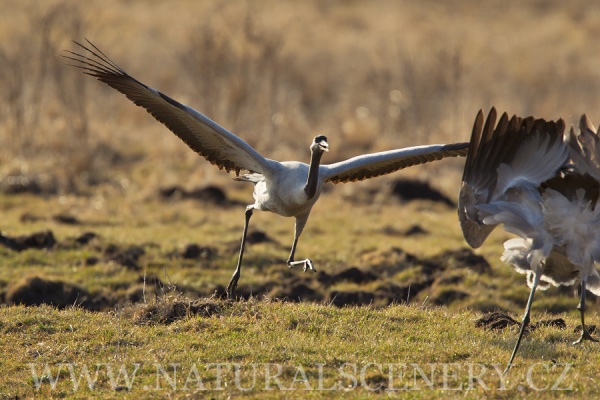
xmin=65 ymin=40 xmax=469 ymax=298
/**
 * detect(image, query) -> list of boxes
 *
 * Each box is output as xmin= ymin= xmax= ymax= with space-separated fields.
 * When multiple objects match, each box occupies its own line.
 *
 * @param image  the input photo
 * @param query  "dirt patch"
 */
xmin=20 ymin=213 xmax=44 ymax=223
xmin=133 ymin=298 xmax=222 ymax=325
xmin=245 ymin=230 xmax=274 ymax=244
xmin=159 ymin=185 xmax=238 ymax=206
xmin=531 ymin=318 xmax=566 ymax=331
xmin=105 ymin=244 xmax=145 ymax=270
xmin=0 ymin=174 xmax=59 ymax=195
xmin=315 ymin=271 xmax=334 ymax=286
xmin=74 ymin=232 xmax=100 ymax=246
xmin=330 ymin=267 xmax=377 ymax=284
xmin=6 ymin=275 xmax=107 ymax=310
xmin=475 ymin=311 xmax=520 ymax=330
xmin=404 ymin=224 xmax=428 ymax=236
xmin=0 ymin=230 xmax=56 ymax=251
xmin=57 ymin=231 xmax=101 ymax=250
xmin=390 ymin=178 xmax=455 ymax=207
xmin=52 ymin=214 xmax=80 ymax=225
xmin=268 ymin=282 xmax=321 ymax=302
xmin=422 ymin=248 xmax=491 ymax=275
xmin=380 ymin=224 xmax=428 ymax=237
xmin=179 ymin=244 xmax=218 ymax=260
xmin=361 ymin=374 xmax=388 ymax=393
xmin=186 ymin=186 xmax=228 ymax=203
xmin=233 ymin=281 xmax=278 ymax=300
xmin=574 ymin=324 xmax=596 ymax=334
xmin=476 ymin=312 xmax=568 ymax=334
xmin=432 ymin=289 xmax=469 ymax=305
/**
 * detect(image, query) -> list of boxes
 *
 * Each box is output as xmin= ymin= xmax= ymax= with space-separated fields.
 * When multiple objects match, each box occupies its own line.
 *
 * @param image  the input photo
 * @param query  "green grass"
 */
xmin=0 ymin=193 xmax=598 ymax=398
xmin=0 ymin=300 xmax=596 ymax=398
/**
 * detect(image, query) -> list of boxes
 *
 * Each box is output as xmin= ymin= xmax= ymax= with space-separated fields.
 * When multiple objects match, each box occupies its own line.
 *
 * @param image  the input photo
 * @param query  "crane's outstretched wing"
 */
xmin=64 ymin=40 xmax=274 ymax=176
xmin=458 ymin=107 xmax=568 ymax=248
xmin=458 ymin=109 xmax=530 ymax=247
xmin=566 ymin=114 xmax=600 ymax=181
xmin=320 ymin=142 xmax=468 ymax=184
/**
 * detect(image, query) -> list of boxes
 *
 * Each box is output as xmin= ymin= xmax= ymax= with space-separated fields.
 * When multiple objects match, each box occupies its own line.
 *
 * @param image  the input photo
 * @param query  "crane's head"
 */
xmin=311 ymin=135 xmax=329 ymax=153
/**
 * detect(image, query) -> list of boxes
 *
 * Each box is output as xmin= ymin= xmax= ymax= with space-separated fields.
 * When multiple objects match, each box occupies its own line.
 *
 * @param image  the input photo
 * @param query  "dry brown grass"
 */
xmin=2 ymin=0 xmax=600 ymax=196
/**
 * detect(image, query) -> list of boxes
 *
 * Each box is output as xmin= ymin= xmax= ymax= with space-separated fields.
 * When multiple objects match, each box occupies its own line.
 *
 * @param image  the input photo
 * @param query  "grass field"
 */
xmin=2 ymin=0 xmax=600 ymax=397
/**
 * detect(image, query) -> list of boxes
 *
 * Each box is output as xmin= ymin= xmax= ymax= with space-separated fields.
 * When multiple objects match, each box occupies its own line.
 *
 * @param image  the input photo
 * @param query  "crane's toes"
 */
xmin=303 ymin=259 xmax=317 ymax=273
xmin=573 ymin=329 xmax=599 ymax=345
xmin=287 ymin=259 xmax=317 ymax=273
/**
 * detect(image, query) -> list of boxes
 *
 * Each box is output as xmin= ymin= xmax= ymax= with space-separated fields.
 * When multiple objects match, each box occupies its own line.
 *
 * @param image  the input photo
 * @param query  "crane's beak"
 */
xmin=319 ymin=141 xmax=329 ymax=152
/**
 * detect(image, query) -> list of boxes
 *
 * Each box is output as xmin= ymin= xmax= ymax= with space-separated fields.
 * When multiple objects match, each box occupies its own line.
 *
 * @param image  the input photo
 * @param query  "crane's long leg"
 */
xmin=573 ymin=279 xmax=599 ymax=345
xmin=504 ymin=271 xmax=541 ymax=375
xmin=286 ymin=217 xmax=317 ymax=273
xmin=226 ymin=206 xmax=254 ymax=299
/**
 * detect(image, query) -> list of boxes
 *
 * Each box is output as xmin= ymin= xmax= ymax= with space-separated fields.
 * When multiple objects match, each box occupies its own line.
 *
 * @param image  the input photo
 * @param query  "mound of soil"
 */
xmin=330 ymin=267 xmax=377 ymax=284
xmin=0 ymin=174 xmax=58 ymax=195
xmin=52 ymin=214 xmax=80 ymax=225
xmin=432 ymin=289 xmax=469 ymax=305
xmin=245 ymin=230 xmax=274 ymax=244
xmin=75 ymin=232 xmax=100 ymax=246
xmin=475 ymin=311 xmax=566 ymax=333
xmin=105 ymin=244 xmax=145 ymax=270
xmin=56 ymin=231 xmax=101 ymax=250
xmin=390 ymin=178 xmax=455 ymax=207
xmin=404 ymin=224 xmax=428 ymax=236
xmin=574 ymin=324 xmax=596 ymax=334
xmin=159 ymin=185 xmax=236 ymax=206
xmin=6 ymin=276 xmax=107 ymax=310
xmin=381 ymin=224 xmax=428 ymax=237
xmin=134 ymin=298 xmax=222 ymax=324
xmin=422 ymin=248 xmax=491 ymax=275
xmin=531 ymin=318 xmax=566 ymax=331
xmin=268 ymin=282 xmax=321 ymax=302
xmin=0 ymin=230 xmax=56 ymax=251
xmin=475 ymin=311 xmax=519 ymax=330
xmin=180 ymin=244 xmax=218 ymax=260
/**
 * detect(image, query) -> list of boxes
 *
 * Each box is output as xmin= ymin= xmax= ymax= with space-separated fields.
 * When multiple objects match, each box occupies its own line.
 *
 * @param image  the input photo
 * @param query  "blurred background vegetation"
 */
xmin=2 ymin=0 xmax=599 ymax=196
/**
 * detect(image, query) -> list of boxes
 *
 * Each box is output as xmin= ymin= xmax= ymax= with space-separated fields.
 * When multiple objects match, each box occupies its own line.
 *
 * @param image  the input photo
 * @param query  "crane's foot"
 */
xmin=573 ymin=329 xmax=599 ymax=345
xmin=226 ymin=271 xmax=240 ymax=300
xmin=287 ymin=258 xmax=317 ymax=273
xmin=303 ymin=259 xmax=316 ymax=273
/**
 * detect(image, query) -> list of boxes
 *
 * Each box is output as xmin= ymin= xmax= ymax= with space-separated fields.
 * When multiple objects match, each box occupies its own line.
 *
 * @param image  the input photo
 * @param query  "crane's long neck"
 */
xmin=304 ymin=150 xmax=324 ymax=199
